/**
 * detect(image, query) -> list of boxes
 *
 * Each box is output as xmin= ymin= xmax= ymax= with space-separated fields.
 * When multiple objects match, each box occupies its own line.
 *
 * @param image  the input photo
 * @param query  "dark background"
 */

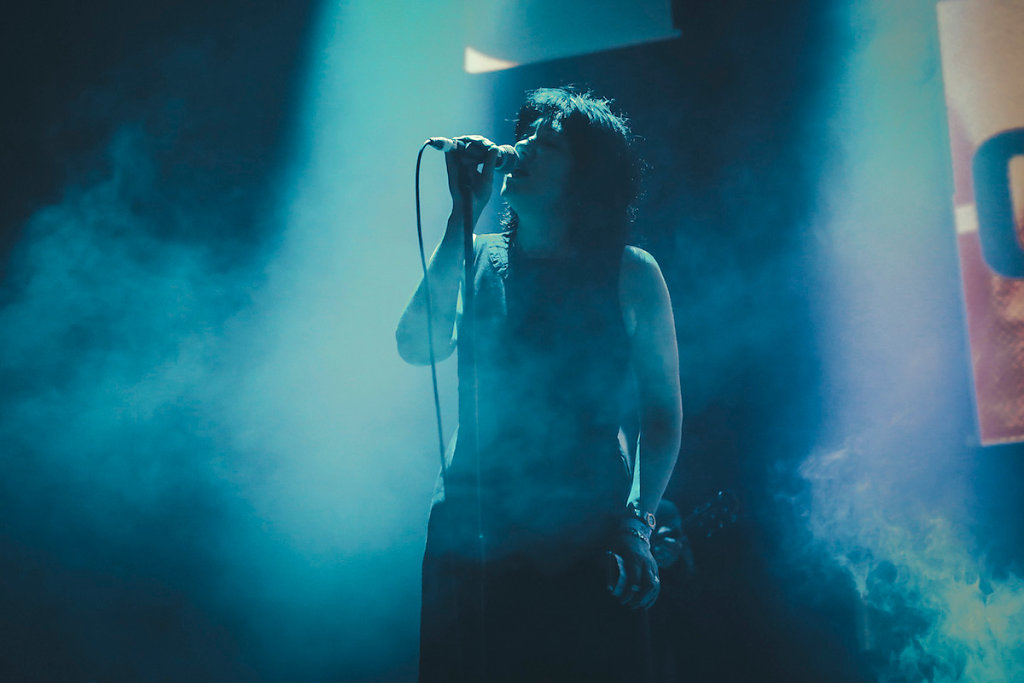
xmin=3 ymin=0 xmax=1023 ymax=680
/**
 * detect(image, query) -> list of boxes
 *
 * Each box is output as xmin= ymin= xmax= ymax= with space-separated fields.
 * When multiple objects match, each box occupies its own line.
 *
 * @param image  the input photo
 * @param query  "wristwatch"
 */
xmin=626 ymin=502 xmax=657 ymax=531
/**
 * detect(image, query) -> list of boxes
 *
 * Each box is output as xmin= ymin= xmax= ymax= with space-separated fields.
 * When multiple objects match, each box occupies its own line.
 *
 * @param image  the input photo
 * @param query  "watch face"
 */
xmin=628 ymin=504 xmax=656 ymax=529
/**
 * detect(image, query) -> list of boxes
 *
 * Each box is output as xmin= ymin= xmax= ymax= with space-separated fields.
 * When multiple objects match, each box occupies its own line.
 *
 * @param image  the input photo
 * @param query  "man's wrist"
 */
xmin=625 ymin=502 xmax=657 ymax=532
xmin=619 ymin=520 xmax=652 ymax=545
xmin=620 ymin=503 xmax=656 ymax=545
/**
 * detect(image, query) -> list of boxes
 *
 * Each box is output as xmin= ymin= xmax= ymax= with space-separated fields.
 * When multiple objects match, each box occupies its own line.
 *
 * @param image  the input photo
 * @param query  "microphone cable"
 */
xmin=417 ymin=140 xmax=489 ymax=680
xmin=415 ymin=142 xmax=449 ymax=478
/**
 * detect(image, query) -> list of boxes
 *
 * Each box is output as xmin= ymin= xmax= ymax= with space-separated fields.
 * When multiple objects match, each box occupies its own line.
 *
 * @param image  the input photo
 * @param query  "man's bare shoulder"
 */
xmin=621 ymin=246 xmax=666 ymax=293
xmin=623 ymin=245 xmax=658 ymax=266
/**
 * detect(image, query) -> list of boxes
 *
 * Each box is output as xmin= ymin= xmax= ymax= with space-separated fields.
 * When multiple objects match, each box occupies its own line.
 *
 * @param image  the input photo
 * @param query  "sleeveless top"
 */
xmin=430 ymin=232 xmax=633 ymax=561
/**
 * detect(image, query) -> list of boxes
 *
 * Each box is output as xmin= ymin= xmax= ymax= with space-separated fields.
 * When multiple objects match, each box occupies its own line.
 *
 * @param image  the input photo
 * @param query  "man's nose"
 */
xmin=514 ymin=136 xmax=535 ymax=159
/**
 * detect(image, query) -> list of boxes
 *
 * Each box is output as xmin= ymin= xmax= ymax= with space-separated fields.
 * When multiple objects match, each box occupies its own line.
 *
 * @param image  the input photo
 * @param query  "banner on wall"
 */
xmin=938 ymin=0 xmax=1024 ymax=445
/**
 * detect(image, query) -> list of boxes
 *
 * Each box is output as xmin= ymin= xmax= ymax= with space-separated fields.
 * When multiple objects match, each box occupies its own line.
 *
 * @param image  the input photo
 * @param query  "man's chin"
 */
xmin=500 ymin=183 xmax=523 ymax=208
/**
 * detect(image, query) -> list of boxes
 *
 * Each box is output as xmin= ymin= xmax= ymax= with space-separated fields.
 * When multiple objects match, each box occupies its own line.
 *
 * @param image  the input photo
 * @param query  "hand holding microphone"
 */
xmin=427 ymin=135 xmax=517 ymax=222
xmin=427 ymin=135 xmax=519 ymax=174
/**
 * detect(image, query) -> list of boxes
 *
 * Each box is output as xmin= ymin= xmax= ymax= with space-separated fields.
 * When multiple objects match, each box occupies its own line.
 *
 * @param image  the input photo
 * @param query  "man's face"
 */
xmin=500 ymin=117 xmax=573 ymax=214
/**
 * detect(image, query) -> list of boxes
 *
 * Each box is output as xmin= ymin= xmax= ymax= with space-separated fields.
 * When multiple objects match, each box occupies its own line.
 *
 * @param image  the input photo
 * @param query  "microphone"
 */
xmin=426 ymin=137 xmax=518 ymax=174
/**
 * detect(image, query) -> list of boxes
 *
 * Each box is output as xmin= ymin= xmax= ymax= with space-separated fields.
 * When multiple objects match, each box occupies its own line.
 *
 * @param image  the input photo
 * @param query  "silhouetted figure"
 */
xmin=397 ymin=87 xmax=682 ymax=682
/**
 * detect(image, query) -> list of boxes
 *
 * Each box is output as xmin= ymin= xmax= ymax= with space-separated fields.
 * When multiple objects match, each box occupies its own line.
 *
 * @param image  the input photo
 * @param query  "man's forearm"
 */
xmin=395 ymin=213 xmax=466 ymax=364
xmin=632 ymin=410 xmax=682 ymax=516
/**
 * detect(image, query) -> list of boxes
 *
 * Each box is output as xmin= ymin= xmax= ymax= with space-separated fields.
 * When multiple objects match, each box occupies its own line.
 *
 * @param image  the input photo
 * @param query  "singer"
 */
xmin=397 ymin=87 xmax=682 ymax=682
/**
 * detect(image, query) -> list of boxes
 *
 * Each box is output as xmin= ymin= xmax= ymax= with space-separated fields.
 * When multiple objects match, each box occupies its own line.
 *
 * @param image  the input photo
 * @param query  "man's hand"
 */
xmin=607 ymin=530 xmax=661 ymax=610
xmin=444 ymin=135 xmax=499 ymax=223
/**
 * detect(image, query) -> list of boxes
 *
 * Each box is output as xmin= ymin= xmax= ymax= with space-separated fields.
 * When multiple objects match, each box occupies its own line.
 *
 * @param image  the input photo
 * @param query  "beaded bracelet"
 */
xmin=621 ymin=525 xmax=651 ymax=545
xmin=619 ymin=515 xmax=653 ymax=543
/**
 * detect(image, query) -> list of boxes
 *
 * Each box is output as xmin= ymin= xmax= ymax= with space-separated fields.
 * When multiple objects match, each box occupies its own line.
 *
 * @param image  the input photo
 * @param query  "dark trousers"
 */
xmin=420 ymin=541 xmax=653 ymax=683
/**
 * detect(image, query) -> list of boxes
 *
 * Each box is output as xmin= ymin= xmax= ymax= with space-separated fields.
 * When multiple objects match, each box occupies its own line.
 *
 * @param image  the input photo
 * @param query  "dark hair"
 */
xmin=503 ymin=87 xmax=642 ymax=263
